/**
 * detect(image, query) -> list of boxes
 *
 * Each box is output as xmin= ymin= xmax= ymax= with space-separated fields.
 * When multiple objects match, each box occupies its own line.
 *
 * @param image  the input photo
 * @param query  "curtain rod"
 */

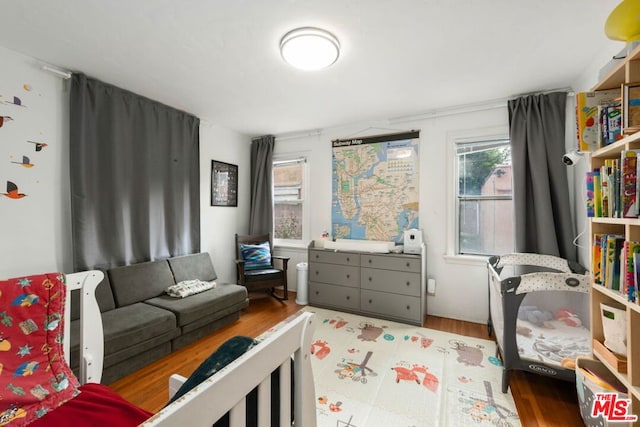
xmin=42 ymin=65 xmax=72 ymax=79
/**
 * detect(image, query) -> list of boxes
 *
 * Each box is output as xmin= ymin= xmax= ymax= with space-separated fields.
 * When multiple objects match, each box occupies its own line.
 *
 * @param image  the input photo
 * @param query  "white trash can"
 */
xmin=296 ymin=262 xmax=309 ymax=305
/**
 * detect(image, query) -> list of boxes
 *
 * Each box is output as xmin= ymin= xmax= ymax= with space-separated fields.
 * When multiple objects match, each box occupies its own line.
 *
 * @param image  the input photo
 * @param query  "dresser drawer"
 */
xmin=309 ymin=249 xmax=359 ymax=266
xmin=360 ymin=254 xmax=420 ymax=273
xmin=361 ymin=289 xmax=421 ymax=322
xmin=309 ymin=262 xmax=360 ymax=287
xmin=360 ymin=268 xmax=421 ymax=297
xmin=309 ymin=282 xmax=360 ymax=310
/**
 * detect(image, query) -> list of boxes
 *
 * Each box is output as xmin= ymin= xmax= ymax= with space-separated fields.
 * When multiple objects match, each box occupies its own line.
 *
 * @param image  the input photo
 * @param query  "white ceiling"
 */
xmin=0 ymin=0 xmax=623 ymax=136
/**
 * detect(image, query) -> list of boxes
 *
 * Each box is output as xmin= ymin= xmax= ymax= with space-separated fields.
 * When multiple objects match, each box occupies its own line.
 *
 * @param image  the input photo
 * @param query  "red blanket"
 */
xmin=29 ymin=383 xmax=152 ymax=426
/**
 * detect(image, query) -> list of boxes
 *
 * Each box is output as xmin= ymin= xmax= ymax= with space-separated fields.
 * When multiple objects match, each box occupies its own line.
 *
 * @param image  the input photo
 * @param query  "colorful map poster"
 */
xmin=332 ymin=130 xmax=420 ymax=243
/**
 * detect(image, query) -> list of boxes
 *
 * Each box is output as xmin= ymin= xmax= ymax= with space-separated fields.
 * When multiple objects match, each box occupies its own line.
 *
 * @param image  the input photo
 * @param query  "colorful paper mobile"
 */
xmin=11 ymin=156 xmax=34 ymax=168
xmin=2 ymin=181 xmax=27 ymax=199
xmin=27 ymin=141 xmax=48 ymax=152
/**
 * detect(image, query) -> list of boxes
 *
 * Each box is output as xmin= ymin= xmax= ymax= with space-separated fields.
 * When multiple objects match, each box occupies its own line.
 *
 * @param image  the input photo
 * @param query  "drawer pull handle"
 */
xmin=368 ymin=259 xmax=372 ymax=264
xmin=315 ymin=271 xmax=319 ymax=275
xmin=406 ymin=281 xmax=410 ymax=286
xmin=406 ymin=305 xmax=410 ymax=310
xmin=369 ymin=277 xmax=372 ymax=282
xmin=406 ymin=262 xmax=410 ymax=267
xmin=347 ymin=257 xmax=350 ymax=262
xmin=369 ymin=299 xmax=372 ymax=304
xmin=346 ymin=274 xmax=350 ymax=279
xmin=315 ymin=254 xmax=319 ymax=259
xmin=315 ymin=291 xmax=319 ymax=295
xmin=346 ymin=296 xmax=350 ymax=300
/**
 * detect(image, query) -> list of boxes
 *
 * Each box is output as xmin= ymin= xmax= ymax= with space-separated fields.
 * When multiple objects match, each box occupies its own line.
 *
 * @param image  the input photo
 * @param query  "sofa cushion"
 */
xmin=70 ymin=270 xmax=115 ymax=321
xmin=109 ymin=260 xmax=175 ymax=307
xmin=168 ymin=252 xmax=217 ymax=282
xmin=145 ymin=284 xmax=248 ymax=327
xmin=97 ymin=302 xmax=177 ymax=355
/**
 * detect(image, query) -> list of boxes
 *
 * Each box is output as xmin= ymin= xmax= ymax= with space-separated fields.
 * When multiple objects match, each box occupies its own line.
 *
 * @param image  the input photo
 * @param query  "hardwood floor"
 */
xmin=109 ymin=292 xmax=584 ymax=426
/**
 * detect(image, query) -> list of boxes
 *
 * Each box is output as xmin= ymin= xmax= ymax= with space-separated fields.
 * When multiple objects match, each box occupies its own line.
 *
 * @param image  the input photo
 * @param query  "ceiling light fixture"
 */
xmin=280 ymin=27 xmax=340 ymax=71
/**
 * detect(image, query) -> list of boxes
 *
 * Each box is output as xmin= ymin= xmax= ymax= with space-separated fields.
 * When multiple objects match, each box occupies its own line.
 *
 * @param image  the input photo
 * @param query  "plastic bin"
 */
xmin=295 ymin=262 xmax=308 ymax=305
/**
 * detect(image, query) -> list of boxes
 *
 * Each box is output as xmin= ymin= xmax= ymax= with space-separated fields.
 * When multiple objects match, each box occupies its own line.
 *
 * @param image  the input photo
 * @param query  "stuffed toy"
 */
xmin=517 ymin=305 xmax=555 ymax=328
xmin=554 ymin=308 xmax=582 ymax=327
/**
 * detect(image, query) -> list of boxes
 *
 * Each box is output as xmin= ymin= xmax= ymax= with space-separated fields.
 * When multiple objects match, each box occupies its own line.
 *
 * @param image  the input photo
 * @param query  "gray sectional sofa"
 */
xmin=69 ymin=252 xmax=249 ymax=384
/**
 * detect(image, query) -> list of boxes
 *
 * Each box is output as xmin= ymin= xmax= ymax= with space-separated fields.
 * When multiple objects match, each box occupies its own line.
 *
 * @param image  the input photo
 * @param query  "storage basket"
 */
xmin=576 ymin=357 xmax=629 ymax=426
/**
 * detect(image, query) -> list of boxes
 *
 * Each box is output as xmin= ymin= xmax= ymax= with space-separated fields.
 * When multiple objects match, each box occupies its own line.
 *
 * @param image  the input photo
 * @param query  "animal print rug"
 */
xmin=303 ymin=307 xmax=521 ymax=427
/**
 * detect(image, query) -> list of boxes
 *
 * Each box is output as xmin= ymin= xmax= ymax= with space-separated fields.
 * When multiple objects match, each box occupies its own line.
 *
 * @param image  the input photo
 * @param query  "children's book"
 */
xmin=577 ymin=89 xmax=622 ymax=151
xmin=593 ymin=170 xmax=602 ymax=217
xmin=621 ymin=151 xmax=639 ymax=217
xmin=593 ymin=233 xmax=605 ymax=284
xmin=586 ymin=171 xmax=596 ymax=217
xmin=606 ymin=234 xmax=625 ymax=290
xmin=627 ymin=241 xmax=640 ymax=302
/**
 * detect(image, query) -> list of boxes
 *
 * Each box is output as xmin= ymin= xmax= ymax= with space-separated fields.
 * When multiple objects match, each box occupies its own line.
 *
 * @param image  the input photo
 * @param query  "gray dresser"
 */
xmin=308 ymin=243 xmax=426 ymax=326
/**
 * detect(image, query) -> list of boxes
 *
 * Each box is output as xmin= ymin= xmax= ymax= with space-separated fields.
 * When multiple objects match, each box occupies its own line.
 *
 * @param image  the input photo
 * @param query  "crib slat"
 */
xmin=229 ymin=397 xmax=246 ymax=427
xmin=280 ymin=358 xmax=291 ymax=427
xmin=257 ymin=374 xmax=271 ymax=427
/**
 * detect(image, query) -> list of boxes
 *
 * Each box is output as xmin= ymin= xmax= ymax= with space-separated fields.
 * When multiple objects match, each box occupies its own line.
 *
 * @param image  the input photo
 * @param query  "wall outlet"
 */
xmin=427 ymin=278 xmax=436 ymax=295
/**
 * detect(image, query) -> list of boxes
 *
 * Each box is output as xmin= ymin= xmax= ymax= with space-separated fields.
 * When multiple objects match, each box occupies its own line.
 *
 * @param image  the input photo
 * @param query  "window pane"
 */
xmin=458 ymin=198 xmax=514 ymax=255
xmin=458 ymin=145 xmax=511 ymax=197
xmin=273 ymin=159 xmax=305 ymax=240
xmin=274 ymin=203 xmax=302 ymax=239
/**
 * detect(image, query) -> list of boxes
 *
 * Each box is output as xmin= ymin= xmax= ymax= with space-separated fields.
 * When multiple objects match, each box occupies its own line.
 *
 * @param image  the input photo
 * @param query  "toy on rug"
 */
xmin=517 ymin=305 xmax=554 ymax=328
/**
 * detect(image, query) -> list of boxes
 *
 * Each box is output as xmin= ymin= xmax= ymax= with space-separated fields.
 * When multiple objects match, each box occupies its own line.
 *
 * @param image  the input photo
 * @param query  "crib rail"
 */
xmin=142 ymin=311 xmax=317 ymax=427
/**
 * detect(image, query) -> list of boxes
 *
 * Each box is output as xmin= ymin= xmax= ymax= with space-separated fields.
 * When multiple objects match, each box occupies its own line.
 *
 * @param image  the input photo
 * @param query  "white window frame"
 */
xmin=272 ymin=154 xmax=310 ymax=248
xmin=445 ymin=126 xmax=512 ymax=264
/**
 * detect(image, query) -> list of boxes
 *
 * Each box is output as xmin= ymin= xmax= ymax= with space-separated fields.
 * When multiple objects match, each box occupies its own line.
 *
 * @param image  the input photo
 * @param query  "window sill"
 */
xmin=273 ymin=241 xmax=308 ymax=250
xmin=443 ymin=254 xmax=490 ymax=266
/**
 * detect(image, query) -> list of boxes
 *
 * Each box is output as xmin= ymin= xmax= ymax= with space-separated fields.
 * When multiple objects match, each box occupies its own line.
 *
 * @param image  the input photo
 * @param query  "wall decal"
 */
xmin=0 ymin=116 xmax=13 ymax=127
xmin=10 ymin=156 xmax=34 ymax=168
xmin=22 ymin=84 xmax=32 ymax=92
xmin=4 ymin=96 xmax=25 ymax=107
xmin=26 ymin=141 xmax=47 ymax=152
xmin=2 ymin=181 xmax=27 ymax=199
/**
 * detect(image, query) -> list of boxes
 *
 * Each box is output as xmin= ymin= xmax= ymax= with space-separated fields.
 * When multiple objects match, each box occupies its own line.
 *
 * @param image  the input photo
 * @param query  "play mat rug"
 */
xmin=302 ymin=307 xmax=521 ymax=427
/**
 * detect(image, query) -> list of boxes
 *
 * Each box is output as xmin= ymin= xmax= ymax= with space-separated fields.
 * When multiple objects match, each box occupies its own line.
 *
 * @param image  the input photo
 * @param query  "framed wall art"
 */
xmin=211 ymin=160 xmax=238 ymax=207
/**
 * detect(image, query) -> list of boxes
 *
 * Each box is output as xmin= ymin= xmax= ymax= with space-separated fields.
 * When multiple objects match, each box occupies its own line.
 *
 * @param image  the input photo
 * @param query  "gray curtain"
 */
xmin=508 ymin=92 xmax=576 ymax=262
xmin=70 ymin=74 xmax=200 ymax=270
xmin=248 ymin=135 xmax=274 ymax=235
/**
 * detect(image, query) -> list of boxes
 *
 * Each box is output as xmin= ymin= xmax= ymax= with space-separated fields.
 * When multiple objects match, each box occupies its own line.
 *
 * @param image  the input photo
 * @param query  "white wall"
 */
xmin=199 ymin=123 xmax=251 ymax=283
xmin=275 ymin=107 xmax=510 ymax=323
xmin=0 ymin=46 xmax=73 ymax=278
xmin=0 ymin=46 xmax=252 ymax=282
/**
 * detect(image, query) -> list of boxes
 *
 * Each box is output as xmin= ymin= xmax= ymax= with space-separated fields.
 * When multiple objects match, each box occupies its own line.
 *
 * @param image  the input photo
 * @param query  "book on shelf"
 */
xmin=576 ymin=88 xmax=621 ymax=151
xmin=586 ymin=170 xmax=596 ymax=217
xmin=592 ymin=233 xmax=605 ymax=285
xmin=621 ymin=150 xmax=640 ymax=218
xmin=622 ymin=82 xmax=640 ymax=133
xmin=634 ymin=252 xmax=640 ymax=303
xmin=593 ymin=233 xmax=640 ymax=303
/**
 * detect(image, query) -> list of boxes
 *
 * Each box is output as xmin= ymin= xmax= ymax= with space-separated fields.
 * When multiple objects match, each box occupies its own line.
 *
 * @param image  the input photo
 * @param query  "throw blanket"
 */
xmin=167 ymin=280 xmax=216 ymax=298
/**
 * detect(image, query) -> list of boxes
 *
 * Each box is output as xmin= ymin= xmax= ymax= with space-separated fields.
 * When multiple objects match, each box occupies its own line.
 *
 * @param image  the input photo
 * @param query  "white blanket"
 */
xmin=166 ymin=279 xmax=216 ymax=298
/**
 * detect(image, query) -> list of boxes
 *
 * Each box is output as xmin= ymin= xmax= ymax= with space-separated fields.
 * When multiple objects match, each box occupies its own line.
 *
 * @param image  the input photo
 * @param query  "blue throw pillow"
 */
xmin=240 ymin=242 xmax=272 ymax=270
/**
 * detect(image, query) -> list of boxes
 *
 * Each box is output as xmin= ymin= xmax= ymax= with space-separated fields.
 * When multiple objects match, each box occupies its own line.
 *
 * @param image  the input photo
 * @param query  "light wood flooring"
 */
xmin=109 ymin=292 xmax=583 ymax=426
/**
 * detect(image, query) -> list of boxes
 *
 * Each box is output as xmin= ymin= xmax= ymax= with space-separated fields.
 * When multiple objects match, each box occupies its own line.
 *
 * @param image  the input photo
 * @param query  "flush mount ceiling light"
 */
xmin=280 ymin=27 xmax=340 ymax=71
